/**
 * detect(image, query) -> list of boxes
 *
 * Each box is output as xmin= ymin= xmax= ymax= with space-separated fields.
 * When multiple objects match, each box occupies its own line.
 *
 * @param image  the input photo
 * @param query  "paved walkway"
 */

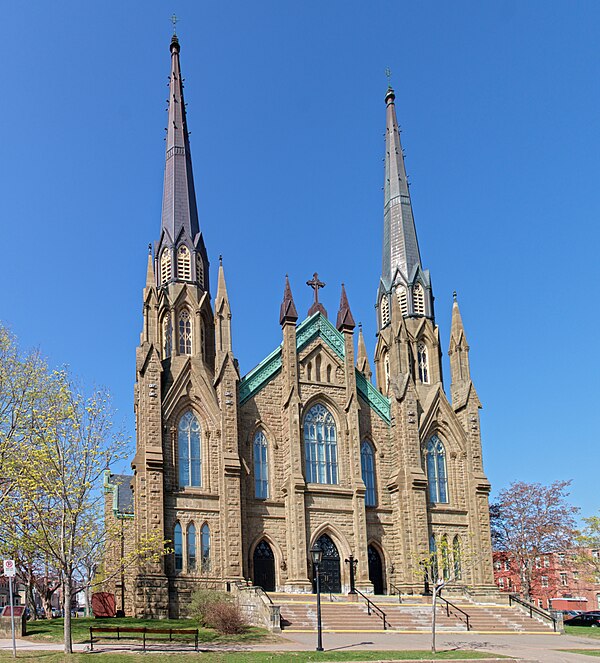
xmin=0 ymin=632 xmax=598 ymax=661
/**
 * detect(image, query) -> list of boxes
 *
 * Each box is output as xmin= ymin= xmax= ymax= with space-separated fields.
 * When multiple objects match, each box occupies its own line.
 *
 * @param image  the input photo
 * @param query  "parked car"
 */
xmin=565 ymin=613 xmax=600 ymax=627
xmin=561 ymin=610 xmax=581 ymax=618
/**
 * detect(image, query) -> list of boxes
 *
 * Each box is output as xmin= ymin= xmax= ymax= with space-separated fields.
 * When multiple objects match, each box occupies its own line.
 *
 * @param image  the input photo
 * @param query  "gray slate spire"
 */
xmin=161 ymin=34 xmax=200 ymax=241
xmin=381 ymin=86 xmax=421 ymax=289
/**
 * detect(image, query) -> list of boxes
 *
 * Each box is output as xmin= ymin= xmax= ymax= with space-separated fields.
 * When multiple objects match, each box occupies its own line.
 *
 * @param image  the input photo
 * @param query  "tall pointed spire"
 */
xmin=279 ymin=275 xmax=298 ymax=326
xmin=215 ymin=256 xmax=232 ymax=355
xmin=161 ymin=33 xmax=200 ymax=243
xmin=145 ymin=245 xmax=155 ymax=289
xmin=336 ymin=284 xmax=356 ymax=331
xmin=356 ymin=323 xmax=372 ymax=381
xmin=215 ymin=256 xmax=230 ymax=313
xmin=381 ymin=86 xmax=421 ymax=289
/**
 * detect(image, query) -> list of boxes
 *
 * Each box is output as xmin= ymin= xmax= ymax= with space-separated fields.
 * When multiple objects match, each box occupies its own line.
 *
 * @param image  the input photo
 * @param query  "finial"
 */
xmin=219 ymin=254 xmax=223 ymax=265
xmin=171 ymin=14 xmax=178 ymax=35
xmin=385 ymin=67 xmax=392 ymax=89
xmin=453 ymin=290 xmax=457 ymax=301
xmin=358 ymin=322 xmax=363 ymax=331
xmin=148 ymin=243 xmax=152 ymax=255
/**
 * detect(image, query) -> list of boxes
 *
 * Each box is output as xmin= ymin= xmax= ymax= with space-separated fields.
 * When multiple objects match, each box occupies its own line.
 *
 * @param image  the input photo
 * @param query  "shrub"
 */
xmin=206 ymin=600 xmax=247 ymax=634
xmin=190 ymin=589 xmax=231 ymax=627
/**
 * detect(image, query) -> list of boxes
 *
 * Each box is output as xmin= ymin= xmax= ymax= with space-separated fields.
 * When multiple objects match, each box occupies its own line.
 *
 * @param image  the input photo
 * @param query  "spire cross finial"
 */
xmin=171 ymin=14 xmax=178 ymax=34
xmin=306 ymin=272 xmax=326 ymax=305
xmin=385 ymin=67 xmax=392 ymax=87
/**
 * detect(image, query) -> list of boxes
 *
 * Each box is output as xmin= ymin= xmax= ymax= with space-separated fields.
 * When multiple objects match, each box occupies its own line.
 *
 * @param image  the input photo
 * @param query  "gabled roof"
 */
xmin=239 ymin=313 xmax=390 ymax=423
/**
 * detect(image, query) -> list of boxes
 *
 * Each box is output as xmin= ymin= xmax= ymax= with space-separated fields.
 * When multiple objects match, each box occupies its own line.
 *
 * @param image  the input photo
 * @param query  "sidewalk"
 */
xmin=0 ymin=631 xmax=598 ymax=662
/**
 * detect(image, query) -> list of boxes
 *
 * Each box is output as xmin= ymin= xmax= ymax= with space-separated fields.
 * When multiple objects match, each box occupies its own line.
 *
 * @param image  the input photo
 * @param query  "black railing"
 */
xmin=509 ymin=593 xmax=557 ymax=632
xmin=389 ymin=582 xmax=403 ymax=603
xmin=354 ymin=588 xmax=388 ymax=629
xmin=437 ymin=595 xmax=471 ymax=631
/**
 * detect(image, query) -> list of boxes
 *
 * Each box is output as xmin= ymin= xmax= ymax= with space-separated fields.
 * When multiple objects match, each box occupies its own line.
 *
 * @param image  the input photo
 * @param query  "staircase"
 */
xmin=270 ymin=592 xmax=557 ymax=634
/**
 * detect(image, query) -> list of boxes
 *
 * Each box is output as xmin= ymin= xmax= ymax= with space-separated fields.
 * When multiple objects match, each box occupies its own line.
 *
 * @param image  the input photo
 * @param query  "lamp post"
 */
xmin=345 ymin=555 xmax=358 ymax=594
xmin=310 ymin=544 xmax=324 ymax=652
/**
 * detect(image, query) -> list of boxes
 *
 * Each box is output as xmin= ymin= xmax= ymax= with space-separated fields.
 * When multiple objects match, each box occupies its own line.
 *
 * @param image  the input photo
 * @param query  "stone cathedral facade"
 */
xmin=104 ymin=34 xmax=495 ymax=618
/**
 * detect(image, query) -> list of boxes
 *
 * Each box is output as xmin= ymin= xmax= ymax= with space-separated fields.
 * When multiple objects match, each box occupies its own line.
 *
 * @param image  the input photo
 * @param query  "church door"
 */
xmin=253 ymin=540 xmax=276 ymax=592
xmin=314 ymin=534 xmax=341 ymax=594
xmin=368 ymin=545 xmax=385 ymax=595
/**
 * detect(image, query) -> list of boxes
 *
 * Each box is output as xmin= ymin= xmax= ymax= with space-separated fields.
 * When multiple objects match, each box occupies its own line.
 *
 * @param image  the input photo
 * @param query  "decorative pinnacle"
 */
xmin=453 ymin=290 xmax=457 ymax=301
xmin=385 ymin=67 xmax=392 ymax=88
xmin=171 ymin=14 xmax=178 ymax=35
xmin=219 ymin=254 xmax=223 ymax=265
xmin=148 ymin=243 xmax=152 ymax=255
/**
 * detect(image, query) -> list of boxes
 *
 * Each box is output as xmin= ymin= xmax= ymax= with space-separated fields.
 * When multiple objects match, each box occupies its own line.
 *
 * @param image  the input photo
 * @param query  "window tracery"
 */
xmin=425 ymin=435 xmax=448 ymax=503
xmin=160 ymin=249 xmax=172 ymax=285
xmin=177 ymin=245 xmax=191 ymax=280
xmin=253 ymin=430 xmax=269 ymax=499
xmin=304 ymin=404 xmax=338 ymax=485
xmin=178 ymin=410 xmax=201 ymax=488
xmin=178 ymin=309 xmax=192 ymax=355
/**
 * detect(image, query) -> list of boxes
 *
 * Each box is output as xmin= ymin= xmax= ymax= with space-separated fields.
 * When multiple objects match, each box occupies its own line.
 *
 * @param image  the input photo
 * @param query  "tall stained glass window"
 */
xmin=178 ymin=410 xmax=201 ymax=487
xmin=425 ymin=435 xmax=448 ymax=503
xmin=253 ymin=430 xmax=269 ymax=499
xmin=360 ymin=440 xmax=376 ymax=507
xmin=304 ymin=404 xmax=338 ymax=484
xmin=174 ymin=522 xmax=183 ymax=571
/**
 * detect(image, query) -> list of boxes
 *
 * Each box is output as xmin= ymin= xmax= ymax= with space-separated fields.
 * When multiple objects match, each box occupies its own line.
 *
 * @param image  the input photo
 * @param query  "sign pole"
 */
xmin=8 ymin=575 xmax=16 ymax=658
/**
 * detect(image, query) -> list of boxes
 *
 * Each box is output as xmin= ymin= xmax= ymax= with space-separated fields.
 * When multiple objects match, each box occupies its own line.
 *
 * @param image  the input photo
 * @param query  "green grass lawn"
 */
xmin=559 ymin=652 xmax=600 ymax=658
xmin=565 ymin=625 xmax=600 ymax=639
xmin=0 ymin=651 xmax=509 ymax=662
xmin=25 ymin=617 xmax=270 ymax=645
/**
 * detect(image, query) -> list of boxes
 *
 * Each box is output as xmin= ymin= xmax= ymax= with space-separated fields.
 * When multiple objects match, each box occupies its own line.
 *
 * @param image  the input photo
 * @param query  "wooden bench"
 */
xmin=89 ymin=626 xmax=199 ymax=652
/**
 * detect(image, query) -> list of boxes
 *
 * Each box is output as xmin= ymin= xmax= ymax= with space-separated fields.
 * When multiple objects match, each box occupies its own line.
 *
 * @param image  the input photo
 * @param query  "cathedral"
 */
xmin=103 ymin=33 xmax=495 ymax=618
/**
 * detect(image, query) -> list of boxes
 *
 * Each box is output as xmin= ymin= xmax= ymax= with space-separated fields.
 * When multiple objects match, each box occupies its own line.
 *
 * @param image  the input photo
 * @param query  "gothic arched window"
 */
xmin=196 ymin=255 xmax=204 ymax=289
xmin=304 ymin=404 xmax=338 ymax=485
xmin=441 ymin=534 xmax=450 ymax=580
xmin=201 ymin=523 xmax=210 ymax=572
xmin=426 ymin=435 xmax=448 ymax=504
xmin=178 ymin=410 xmax=201 ymax=488
xmin=253 ymin=430 xmax=269 ymax=499
xmin=429 ymin=533 xmax=438 ymax=582
xmin=396 ymin=285 xmax=408 ymax=316
xmin=380 ymin=295 xmax=390 ymax=327
xmin=187 ymin=523 xmax=197 ymax=570
xmin=174 ymin=522 xmax=183 ymax=571
xmin=177 ymin=245 xmax=191 ymax=280
xmin=360 ymin=440 xmax=376 ymax=507
xmin=160 ymin=249 xmax=172 ymax=285
xmin=178 ymin=309 xmax=192 ymax=355
xmin=162 ymin=313 xmax=172 ymax=359
xmin=417 ymin=342 xmax=429 ymax=384
xmin=413 ymin=283 xmax=425 ymax=316
xmin=383 ymin=352 xmax=391 ymax=394
xmin=453 ymin=535 xmax=462 ymax=579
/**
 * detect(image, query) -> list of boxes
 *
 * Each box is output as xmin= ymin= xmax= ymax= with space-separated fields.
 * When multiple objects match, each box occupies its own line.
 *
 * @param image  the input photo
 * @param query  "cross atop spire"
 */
xmin=307 ymin=273 xmax=327 ymax=318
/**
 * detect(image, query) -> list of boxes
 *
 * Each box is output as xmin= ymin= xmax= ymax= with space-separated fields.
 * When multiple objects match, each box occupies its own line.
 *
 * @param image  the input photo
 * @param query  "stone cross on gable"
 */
xmin=306 ymin=272 xmax=328 ymax=319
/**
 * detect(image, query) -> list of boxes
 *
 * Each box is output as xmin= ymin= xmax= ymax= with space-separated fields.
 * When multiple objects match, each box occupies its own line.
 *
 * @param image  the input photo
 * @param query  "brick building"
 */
xmin=493 ymin=550 xmax=600 ymax=612
xmin=104 ymin=33 xmax=496 ymax=617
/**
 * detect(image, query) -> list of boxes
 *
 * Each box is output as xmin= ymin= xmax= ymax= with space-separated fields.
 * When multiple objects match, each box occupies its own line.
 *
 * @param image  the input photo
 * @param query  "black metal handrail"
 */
xmin=437 ymin=595 xmax=471 ymax=631
xmin=509 ymin=593 xmax=557 ymax=632
xmin=354 ymin=588 xmax=388 ymax=629
xmin=389 ymin=582 xmax=403 ymax=603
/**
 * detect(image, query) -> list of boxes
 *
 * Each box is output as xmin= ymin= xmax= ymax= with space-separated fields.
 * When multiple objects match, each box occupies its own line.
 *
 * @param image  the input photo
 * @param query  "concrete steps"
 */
xmin=270 ymin=593 xmax=557 ymax=633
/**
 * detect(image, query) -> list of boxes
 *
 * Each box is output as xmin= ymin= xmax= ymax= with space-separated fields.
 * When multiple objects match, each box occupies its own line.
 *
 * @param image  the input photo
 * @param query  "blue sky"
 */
xmin=2 ymin=1 xmax=598 ymax=518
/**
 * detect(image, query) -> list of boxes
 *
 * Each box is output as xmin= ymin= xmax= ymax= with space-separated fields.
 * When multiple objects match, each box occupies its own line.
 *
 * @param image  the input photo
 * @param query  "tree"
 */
xmin=490 ymin=480 xmax=579 ymax=601
xmin=575 ymin=514 xmax=600 ymax=583
xmin=7 ymin=373 xmax=129 ymax=654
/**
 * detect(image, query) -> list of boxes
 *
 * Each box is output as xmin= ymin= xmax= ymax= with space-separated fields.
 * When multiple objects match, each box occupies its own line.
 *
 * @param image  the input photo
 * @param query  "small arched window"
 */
xmin=253 ymin=430 xmax=269 ymax=499
xmin=417 ymin=342 xmax=429 ymax=384
xmin=178 ymin=410 xmax=201 ymax=488
xmin=304 ymin=404 xmax=338 ymax=485
xmin=383 ymin=352 xmax=391 ymax=394
xmin=160 ymin=249 xmax=172 ymax=285
xmin=453 ymin=535 xmax=462 ymax=579
xmin=178 ymin=309 xmax=192 ymax=355
xmin=360 ymin=440 xmax=376 ymax=507
xmin=177 ymin=245 xmax=191 ymax=280
xmin=162 ymin=313 xmax=172 ymax=359
xmin=429 ymin=533 xmax=438 ymax=582
xmin=187 ymin=523 xmax=197 ymax=570
xmin=426 ymin=435 xmax=448 ymax=504
xmin=174 ymin=522 xmax=183 ymax=571
xmin=380 ymin=295 xmax=390 ymax=327
xmin=196 ymin=255 xmax=204 ymax=289
xmin=441 ymin=534 xmax=450 ymax=580
xmin=413 ymin=283 xmax=425 ymax=316
xmin=201 ymin=523 xmax=210 ymax=572
xmin=396 ymin=285 xmax=408 ymax=316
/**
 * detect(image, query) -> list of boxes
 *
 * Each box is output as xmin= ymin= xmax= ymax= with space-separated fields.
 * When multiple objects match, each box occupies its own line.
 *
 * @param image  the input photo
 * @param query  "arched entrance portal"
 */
xmin=253 ymin=540 xmax=276 ymax=591
xmin=313 ymin=534 xmax=341 ymax=593
xmin=368 ymin=545 xmax=385 ymax=595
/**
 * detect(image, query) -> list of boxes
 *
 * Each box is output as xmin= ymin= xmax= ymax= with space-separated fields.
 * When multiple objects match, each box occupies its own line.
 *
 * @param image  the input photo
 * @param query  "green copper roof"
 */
xmin=238 ymin=312 xmax=390 ymax=424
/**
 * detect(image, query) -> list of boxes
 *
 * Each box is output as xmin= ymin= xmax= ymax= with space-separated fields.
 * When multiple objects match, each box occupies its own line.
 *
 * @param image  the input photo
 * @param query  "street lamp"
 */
xmin=344 ymin=555 xmax=358 ymax=594
xmin=310 ymin=544 xmax=324 ymax=652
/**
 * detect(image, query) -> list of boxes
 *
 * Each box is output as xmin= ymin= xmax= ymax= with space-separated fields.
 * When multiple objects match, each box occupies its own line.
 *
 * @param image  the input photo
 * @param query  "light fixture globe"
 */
xmin=310 ymin=544 xmax=323 ymax=565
